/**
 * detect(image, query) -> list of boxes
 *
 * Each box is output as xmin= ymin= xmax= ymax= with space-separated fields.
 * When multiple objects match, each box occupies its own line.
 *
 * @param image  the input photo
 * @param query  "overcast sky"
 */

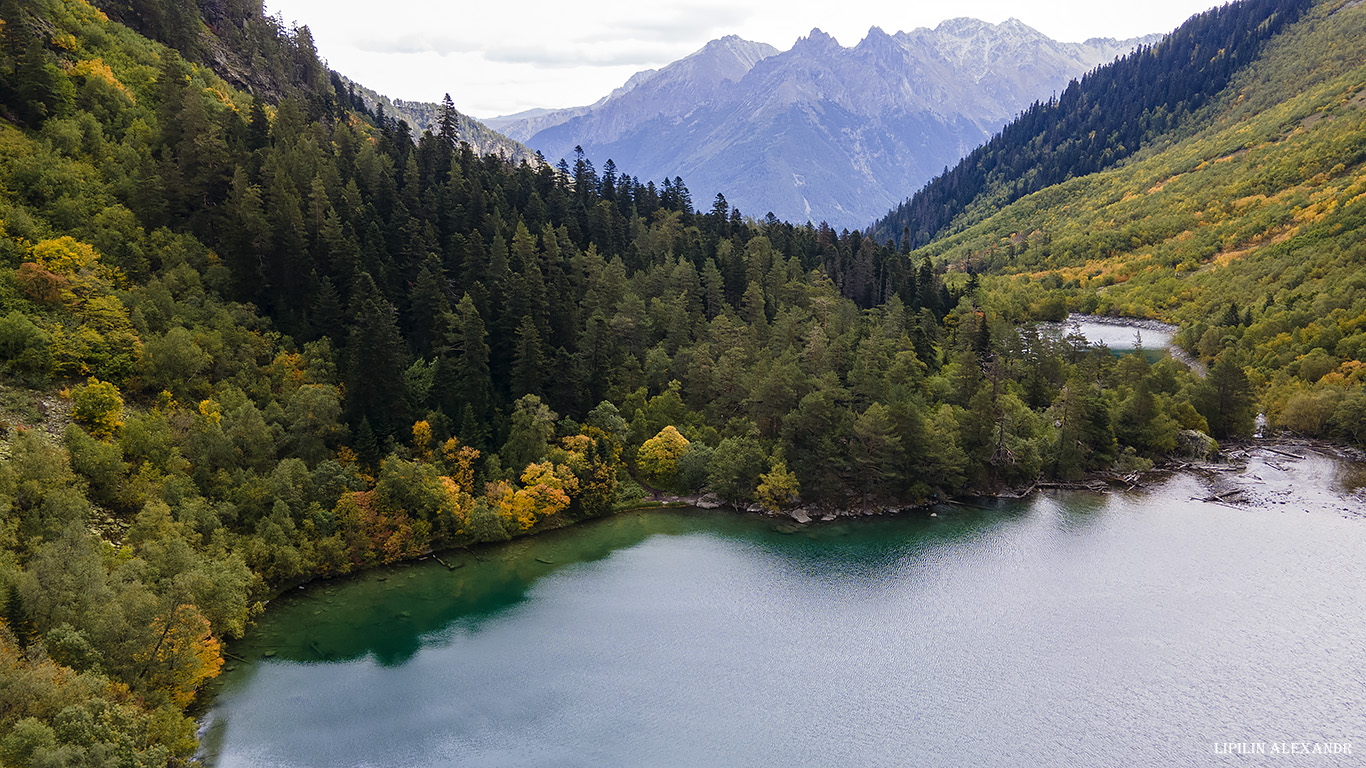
xmin=262 ymin=0 xmax=1222 ymax=118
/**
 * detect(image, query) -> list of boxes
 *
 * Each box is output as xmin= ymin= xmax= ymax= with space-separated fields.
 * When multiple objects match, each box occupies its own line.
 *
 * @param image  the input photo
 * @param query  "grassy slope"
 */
xmin=914 ymin=0 xmax=1366 ymax=369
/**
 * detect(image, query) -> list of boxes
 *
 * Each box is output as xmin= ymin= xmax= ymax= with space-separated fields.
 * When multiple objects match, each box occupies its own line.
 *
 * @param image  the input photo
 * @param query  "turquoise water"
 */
xmin=200 ymin=451 xmax=1366 ymax=766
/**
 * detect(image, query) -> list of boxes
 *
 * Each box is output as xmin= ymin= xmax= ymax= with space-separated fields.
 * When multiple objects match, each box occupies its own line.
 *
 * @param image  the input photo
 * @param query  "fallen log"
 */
xmin=944 ymin=499 xmax=997 ymax=511
xmin=1199 ymin=489 xmax=1245 ymax=503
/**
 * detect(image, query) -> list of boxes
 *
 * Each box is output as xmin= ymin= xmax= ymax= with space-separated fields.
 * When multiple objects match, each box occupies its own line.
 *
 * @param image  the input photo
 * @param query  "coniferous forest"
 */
xmin=1 ymin=0 xmax=1365 ymax=763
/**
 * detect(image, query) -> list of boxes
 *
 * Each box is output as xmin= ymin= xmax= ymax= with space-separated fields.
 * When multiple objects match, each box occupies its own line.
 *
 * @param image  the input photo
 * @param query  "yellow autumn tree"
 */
xmin=440 ymin=437 xmax=480 ymax=490
xmin=487 ymin=480 xmax=535 ymax=532
xmin=434 ymin=475 xmax=475 ymax=536
xmin=72 ymin=377 xmax=124 ymax=439
xmin=31 ymin=236 xmax=105 ymax=278
xmin=138 ymin=604 xmax=224 ymax=707
xmin=553 ymin=432 xmax=618 ymax=519
xmin=488 ymin=461 xmax=579 ymax=532
xmin=637 ymin=425 xmax=690 ymax=490
xmin=25 ymin=237 xmax=139 ymax=379
xmin=756 ymin=460 xmax=801 ymax=512
xmin=560 ymin=434 xmax=592 ymax=454
xmin=520 ymin=461 xmax=577 ymax=512
xmin=411 ymin=420 xmax=433 ymax=460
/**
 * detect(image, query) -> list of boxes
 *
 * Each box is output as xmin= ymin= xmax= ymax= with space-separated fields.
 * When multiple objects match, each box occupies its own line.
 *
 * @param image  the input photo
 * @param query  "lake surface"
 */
xmin=200 ymin=450 xmax=1366 ymax=767
xmin=1041 ymin=314 xmax=1176 ymax=361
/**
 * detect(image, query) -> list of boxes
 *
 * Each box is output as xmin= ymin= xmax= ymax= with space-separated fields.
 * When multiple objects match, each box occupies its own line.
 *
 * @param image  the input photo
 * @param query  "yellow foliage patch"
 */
xmin=411 ymin=420 xmax=433 ymax=459
xmin=198 ymin=399 xmax=222 ymax=426
xmin=72 ymin=377 xmax=124 ymax=439
xmin=1211 ymin=227 xmax=1297 ymax=269
xmin=66 ymin=58 xmax=136 ymax=102
xmin=440 ymin=439 xmax=480 ymax=491
xmin=32 ymin=236 xmax=101 ymax=275
xmin=561 ymin=434 xmax=592 ymax=453
xmin=69 ymin=0 xmax=110 ymax=22
xmin=50 ymin=31 xmax=80 ymax=51
xmin=138 ymin=604 xmax=224 ymax=708
xmin=488 ymin=462 xmax=579 ymax=532
xmin=207 ymin=87 xmax=241 ymax=113
xmin=636 ymin=425 xmax=690 ymax=487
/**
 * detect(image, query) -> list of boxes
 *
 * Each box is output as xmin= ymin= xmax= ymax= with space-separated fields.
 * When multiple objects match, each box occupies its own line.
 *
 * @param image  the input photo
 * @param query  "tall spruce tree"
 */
xmin=345 ymin=273 xmax=410 ymax=438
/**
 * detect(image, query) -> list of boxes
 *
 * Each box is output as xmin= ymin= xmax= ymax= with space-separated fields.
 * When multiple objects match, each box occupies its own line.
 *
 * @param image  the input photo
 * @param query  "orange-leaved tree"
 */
xmin=335 ymin=490 xmax=428 ymax=565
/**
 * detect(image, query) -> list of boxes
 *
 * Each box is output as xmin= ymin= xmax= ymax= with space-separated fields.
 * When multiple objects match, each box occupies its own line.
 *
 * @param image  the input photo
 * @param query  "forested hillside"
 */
xmin=873 ymin=0 xmax=1314 ymax=247
xmin=903 ymin=0 xmax=1366 ymax=443
xmin=0 ymin=0 xmax=1360 ymax=764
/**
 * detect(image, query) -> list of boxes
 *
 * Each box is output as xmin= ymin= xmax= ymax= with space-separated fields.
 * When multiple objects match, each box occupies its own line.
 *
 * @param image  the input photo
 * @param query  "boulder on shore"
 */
xmin=1176 ymin=429 xmax=1219 ymax=461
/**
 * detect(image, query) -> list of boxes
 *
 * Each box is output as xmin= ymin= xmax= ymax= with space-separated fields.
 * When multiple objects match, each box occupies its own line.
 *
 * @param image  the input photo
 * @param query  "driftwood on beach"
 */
xmin=1199 ymin=489 xmax=1246 ymax=503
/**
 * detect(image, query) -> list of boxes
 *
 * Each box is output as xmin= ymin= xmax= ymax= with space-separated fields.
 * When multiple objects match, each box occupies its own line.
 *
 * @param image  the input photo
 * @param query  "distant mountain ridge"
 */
xmin=494 ymin=20 xmax=1159 ymax=228
xmin=340 ymin=77 xmax=537 ymax=164
xmin=482 ymin=68 xmax=662 ymax=142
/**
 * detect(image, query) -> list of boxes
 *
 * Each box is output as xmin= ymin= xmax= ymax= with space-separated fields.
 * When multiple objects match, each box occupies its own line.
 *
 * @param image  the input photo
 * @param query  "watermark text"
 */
xmin=1213 ymin=742 xmax=1353 ymax=756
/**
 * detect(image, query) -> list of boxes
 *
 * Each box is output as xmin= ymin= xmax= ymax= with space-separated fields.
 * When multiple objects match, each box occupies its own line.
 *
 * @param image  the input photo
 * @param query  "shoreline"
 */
xmin=233 ymin=437 xmax=1365 ymax=615
xmin=1041 ymin=312 xmax=1181 ymax=335
xmin=260 ymin=437 xmax=1366 ymax=603
xmin=197 ymin=435 xmax=1364 ymax=740
xmin=1036 ymin=313 xmax=1208 ymax=377
xmin=196 ymin=441 xmax=1366 ymax=767
xmin=658 ymin=436 xmax=1365 ymax=525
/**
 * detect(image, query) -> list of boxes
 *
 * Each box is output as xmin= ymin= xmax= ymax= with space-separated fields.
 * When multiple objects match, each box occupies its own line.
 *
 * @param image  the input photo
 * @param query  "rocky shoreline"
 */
xmin=1039 ymin=312 xmax=1181 ymax=335
xmin=254 ymin=437 xmax=1363 ymax=612
xmin=655 ymin=436 xmax=1366 ymax=526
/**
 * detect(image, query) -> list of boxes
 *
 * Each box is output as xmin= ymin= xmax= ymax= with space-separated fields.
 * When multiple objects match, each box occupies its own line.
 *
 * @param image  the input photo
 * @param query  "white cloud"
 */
xmin=353 ymin=35 xmax=476 ymax=56
xmin=482 ymin=43 xmax=691 ymax=68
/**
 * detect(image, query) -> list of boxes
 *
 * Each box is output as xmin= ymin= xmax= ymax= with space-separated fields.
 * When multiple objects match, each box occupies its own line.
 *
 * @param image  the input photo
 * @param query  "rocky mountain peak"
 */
xmin=688 ymin=35 xmax=778 ymax=73
xmin=499 ymin=18 xmax=1161 ymax=227
xmin=793 ymin=28 xmax=841 ymax=52
xmin=857 ymin=26 xmax=898 ymax=51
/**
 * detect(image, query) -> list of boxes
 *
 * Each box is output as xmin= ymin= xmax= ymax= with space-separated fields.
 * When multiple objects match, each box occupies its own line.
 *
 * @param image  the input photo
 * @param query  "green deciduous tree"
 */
xmin=501 ymin=395 xmax=558 ymax=473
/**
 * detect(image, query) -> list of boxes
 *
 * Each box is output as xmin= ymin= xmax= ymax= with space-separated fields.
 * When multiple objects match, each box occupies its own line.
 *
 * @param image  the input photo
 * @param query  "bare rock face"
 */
xmin=495 ymin=20 xmax=1159 ymax=228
